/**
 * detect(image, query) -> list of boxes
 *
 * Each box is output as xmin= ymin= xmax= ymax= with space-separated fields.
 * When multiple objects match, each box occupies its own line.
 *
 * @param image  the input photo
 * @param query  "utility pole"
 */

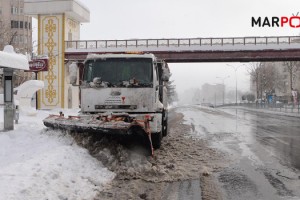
xmin=227 ymin=64 xmax=244 ymax=105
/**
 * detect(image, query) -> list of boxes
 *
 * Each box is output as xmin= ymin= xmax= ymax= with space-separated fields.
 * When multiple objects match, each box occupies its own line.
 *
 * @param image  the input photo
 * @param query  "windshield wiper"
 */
xmin=116 ymin=79 xmax=153 ymax=88
xmin=137 ymin=83 xmax=153 ymax=87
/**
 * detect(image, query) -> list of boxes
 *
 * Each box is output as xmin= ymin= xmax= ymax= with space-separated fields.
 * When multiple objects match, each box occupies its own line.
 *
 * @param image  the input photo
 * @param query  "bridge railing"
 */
xmin=65 ymin=36 xmax=300 ymax=50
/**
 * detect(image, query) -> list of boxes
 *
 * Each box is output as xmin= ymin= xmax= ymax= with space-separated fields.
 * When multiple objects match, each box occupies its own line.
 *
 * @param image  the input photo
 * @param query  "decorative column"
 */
xmin=24 ymin=0 xmax=89 ymax=109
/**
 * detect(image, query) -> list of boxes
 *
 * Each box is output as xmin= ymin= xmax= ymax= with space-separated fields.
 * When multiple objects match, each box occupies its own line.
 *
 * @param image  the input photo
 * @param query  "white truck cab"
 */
xmin=79 ymin=53 xmax=170 ymax=149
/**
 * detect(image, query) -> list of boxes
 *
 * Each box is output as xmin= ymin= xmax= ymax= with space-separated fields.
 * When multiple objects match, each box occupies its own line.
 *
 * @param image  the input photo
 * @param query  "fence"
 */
xmin=243 ymin=103 xmax=300 ymax=114
xmin=217 ymin=102 xmax=300 ymax=114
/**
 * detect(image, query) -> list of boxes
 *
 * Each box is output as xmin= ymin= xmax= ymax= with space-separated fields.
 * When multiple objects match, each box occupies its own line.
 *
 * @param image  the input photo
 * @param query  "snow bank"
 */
xmin=15 ymin=80 xmax=44 ymax=115
xmin=0 ymin=108 xmax=115 ymax=199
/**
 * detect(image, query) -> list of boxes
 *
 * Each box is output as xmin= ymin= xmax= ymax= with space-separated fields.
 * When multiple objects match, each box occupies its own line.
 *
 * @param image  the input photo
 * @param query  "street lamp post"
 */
xmin=216 ymin=76 xmax=230 ymax=105
xmin=227 ymin=64 xmax=244 ymax=105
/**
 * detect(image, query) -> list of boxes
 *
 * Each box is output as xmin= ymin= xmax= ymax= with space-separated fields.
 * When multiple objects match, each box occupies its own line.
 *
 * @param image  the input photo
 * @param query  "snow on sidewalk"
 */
xmin=0 ymin=108 xmax=115 ymax=200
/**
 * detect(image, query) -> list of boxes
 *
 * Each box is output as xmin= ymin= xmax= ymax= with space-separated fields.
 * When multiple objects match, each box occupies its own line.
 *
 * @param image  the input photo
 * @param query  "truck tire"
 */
xmin=162 ymin=111 xmax=168 ymax=137
xmin=151 ymin=131 xmax=162 ymax=149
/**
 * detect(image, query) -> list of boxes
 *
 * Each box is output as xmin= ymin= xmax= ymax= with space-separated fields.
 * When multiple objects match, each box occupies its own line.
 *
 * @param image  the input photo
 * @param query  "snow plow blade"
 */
xmin=43 ymin=112 xmax=154 ymax=156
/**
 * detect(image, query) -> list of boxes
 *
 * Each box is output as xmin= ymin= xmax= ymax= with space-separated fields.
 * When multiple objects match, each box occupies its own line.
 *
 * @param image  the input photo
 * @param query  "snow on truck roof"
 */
xmin=85 ymin=53 xmax=156 ymax=62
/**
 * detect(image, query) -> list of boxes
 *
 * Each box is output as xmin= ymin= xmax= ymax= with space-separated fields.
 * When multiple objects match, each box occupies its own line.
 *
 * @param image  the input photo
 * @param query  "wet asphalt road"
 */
xmin=179 ymin=106 xmax=300 ymax=200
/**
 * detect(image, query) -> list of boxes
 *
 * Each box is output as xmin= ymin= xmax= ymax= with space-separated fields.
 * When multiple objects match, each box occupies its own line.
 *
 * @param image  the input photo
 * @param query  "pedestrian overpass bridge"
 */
xmin=64 ymin=36 xmax=300 ymax=63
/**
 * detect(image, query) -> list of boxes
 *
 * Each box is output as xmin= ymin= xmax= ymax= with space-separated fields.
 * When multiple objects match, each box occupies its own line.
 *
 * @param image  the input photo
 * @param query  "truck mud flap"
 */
xmin=127 ymin=125 xmax=153 ymax=156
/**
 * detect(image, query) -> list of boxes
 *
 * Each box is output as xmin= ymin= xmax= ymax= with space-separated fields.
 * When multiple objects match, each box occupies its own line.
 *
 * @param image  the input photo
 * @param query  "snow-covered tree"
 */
xmin=166 ymin=80 xmax=178 ymax=104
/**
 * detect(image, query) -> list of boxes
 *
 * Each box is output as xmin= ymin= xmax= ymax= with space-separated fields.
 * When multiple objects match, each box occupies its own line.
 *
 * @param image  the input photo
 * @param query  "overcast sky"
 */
xmin=79 ymin=0 xmax=300 ymax=95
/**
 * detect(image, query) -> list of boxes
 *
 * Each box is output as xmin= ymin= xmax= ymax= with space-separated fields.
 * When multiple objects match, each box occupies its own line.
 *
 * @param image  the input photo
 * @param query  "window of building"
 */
xmin=25 ymin=22 xmax=27 ymax=29
xmin=0 ymin=7 xmax=2 ymax=15
xmin=19 ymin=35 xmax=24 ymax=43
xmin=13 ymin=35 xmax=18 ymax=43
xmin=11 ymin=20 xmax=19 ymax=28
xmin=29 ymin=22 xmax=31 ymax=29
xmin=11 ymin=6 xmax=18 ymax=15
xmin=20 ymin=21 xmax=23 ymax=28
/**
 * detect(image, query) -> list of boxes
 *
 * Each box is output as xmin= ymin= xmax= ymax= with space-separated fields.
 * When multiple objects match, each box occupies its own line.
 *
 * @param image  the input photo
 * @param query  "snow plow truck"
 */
xmin=43 ymin=53 xmax=170 ymax=155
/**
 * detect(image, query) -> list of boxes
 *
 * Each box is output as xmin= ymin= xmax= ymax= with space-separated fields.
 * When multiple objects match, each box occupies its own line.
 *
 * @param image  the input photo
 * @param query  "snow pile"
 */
xmin=68 ymin=62 xmax=78 ymax=84
xmin=0 ymin=45 xmax=29 ymax=70
xmin=0 ymin=108 xmax=115 ymax=200
xmin=15 ymin=80 xmax=44 ymax=115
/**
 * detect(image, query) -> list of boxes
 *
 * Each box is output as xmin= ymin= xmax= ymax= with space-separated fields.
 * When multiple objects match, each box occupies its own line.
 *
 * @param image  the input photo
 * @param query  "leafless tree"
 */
xmin=0 ymin=18 xmax=33 ymax=54
xmin=248 ymin=62 xmax=279 ymax=100
xmin=0 ymin=19 xmax=17 ymax=50
xmin=247 ymin=62 xmax=262 ymax=99
xmin=283 ymin=61 xmax=300 ymax=91
xmin=0 ymin=19 xmax=35 ymax=87
xmin=260 ymin=62 xmax=277 ymax=94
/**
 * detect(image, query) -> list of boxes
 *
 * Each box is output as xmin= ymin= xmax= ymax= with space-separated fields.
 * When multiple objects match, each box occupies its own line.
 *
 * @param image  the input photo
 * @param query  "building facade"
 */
xmin=273 ymin=62 xmax=300 ymax=103
xmin=249 ymin=62 xmax=300 ymax=103
xmin=0 ymin=0 xmax=33 ymax=88
xmin=201 ymin=83 xmax=225 ymax=106
xmin=0 ymin=0 xmax=32 ymax=53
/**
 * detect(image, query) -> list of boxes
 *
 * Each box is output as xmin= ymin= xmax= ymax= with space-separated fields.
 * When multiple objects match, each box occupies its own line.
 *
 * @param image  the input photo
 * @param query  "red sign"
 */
xmin=26 ymin=59 xmax=49 ymax=72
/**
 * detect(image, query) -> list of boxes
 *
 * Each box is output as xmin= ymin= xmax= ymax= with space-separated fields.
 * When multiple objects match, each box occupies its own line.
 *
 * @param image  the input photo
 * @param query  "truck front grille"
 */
xmin=95 ymin=105 xmax=137 ymax=110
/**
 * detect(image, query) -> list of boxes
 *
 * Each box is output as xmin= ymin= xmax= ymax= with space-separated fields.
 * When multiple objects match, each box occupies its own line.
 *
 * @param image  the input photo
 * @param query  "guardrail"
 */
xmin=65 ymin=36 xmax=300 ymax=50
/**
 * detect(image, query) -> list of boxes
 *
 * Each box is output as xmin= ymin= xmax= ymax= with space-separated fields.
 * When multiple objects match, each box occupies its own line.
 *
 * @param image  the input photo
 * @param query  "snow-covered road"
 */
xmin=0 ymin=108 xmax=115 ymax=200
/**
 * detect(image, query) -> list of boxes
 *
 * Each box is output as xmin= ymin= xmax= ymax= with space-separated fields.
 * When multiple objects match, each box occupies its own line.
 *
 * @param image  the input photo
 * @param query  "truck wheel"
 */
xmin=162 ymin=119 xmax=168 ymax=137
xmin=162 ymin=117 xmax=168 ymax=137
xmin=162 ymin=111 xmax=168 ymax=137
xmin=151 ymin=131 xmax=162 ymax=149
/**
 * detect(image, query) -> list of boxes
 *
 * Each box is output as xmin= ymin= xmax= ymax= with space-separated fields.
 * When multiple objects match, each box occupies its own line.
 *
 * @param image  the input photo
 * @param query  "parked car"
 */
xmin=275 ymin=101 xmax=284 ymax=108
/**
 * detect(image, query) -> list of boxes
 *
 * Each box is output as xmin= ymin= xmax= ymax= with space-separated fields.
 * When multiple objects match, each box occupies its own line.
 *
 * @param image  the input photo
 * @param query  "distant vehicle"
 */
xmin=255 ymin=99 xmax=265 ymax=104
xmin=201 ymin=103 xmax=215 ymax=108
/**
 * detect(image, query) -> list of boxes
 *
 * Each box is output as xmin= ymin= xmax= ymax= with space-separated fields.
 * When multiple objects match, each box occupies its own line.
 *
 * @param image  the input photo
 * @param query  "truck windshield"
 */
xmin=83 ymin=57 xmax=153 ymax=87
